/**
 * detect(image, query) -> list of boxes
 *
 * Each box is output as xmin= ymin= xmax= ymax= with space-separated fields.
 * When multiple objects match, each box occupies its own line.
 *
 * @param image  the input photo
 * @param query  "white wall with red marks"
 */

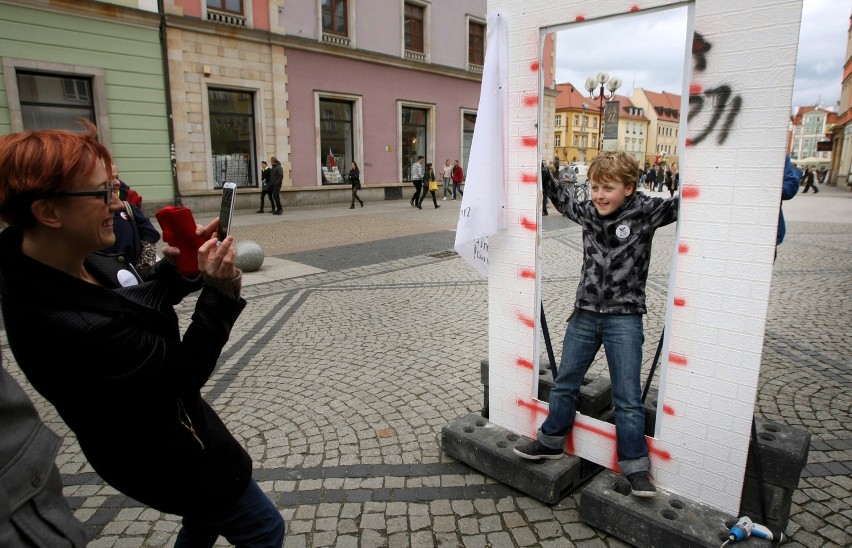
xmin=486 ymin=0 xmax=802 ymax=513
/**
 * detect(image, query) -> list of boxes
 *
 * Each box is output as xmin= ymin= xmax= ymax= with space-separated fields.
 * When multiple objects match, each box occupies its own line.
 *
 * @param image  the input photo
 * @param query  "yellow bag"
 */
xmin=428 ymin=180 xmax=438 ymax=191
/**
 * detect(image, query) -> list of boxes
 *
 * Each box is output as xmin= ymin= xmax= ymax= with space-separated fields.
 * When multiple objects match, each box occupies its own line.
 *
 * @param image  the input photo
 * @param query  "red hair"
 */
xmin=0 ymin=120 xmax=111 ymax=227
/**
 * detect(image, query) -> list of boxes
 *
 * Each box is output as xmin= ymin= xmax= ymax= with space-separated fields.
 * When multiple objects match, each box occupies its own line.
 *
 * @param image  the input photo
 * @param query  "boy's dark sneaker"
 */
xmin=626 ymin=472 xmax=657 ymax=497
xmin=512 ymin=440 xmax=563 ymax=460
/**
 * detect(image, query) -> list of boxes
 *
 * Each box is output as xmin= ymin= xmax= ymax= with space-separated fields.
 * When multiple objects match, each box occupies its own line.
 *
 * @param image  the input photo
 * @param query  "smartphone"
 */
xmin=217 ymin=182 xmax=237 ymax=242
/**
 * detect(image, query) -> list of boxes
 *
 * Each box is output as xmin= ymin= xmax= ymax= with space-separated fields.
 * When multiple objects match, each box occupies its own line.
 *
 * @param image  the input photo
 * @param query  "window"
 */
xmin=574 ymin=115 xmax=579 ymax=125
xmin=555 ymin=134 xmax=561 ymax=147
xmin=207 ymin=0 xmax=243 ymax=15
xmin=208 ymin=88 xmax=256 ymax=189
xmin=17 ymin=72 xmax=94 ymax=131
xmin=402 ymin=106 xmax=428 ymax=181
xmin=462 ymin=111 xmax=476 ymax=173
xmin=321 ymin=0 xmax=347 ymax=36
xmin=555 ymin=115 xmax=561 ymax=127
xmin=319 ymin=98 xmax=354 ymax=185
xmin=405 ymin=4 xmax=425 ymax=52
xmin=469 ymin=21 xmax=485 ymax=66
xmin=573 ymin=134 xmax=578 ymax=146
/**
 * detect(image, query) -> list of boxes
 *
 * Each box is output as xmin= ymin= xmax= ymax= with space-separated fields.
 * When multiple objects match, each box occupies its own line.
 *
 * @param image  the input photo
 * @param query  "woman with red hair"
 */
xmin=0 ymin=124 xmax=285 ymax=547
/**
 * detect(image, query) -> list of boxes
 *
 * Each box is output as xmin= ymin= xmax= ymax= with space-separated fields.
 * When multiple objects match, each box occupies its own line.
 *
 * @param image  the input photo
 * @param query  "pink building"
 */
xmin=163 ymin=0 xmax=486 ymax=210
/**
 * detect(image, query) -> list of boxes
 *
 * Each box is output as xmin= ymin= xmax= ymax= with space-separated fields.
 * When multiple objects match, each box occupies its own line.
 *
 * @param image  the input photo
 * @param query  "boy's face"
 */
xmin=590 ymin=178 xmax=634 ymax=217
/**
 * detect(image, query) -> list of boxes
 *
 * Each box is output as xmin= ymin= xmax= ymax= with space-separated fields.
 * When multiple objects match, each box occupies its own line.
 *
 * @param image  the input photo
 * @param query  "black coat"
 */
xmin=0 ymin=228 xmax=251 ymax=520
xmin=269 ymin=161 xmax=284 ymax=188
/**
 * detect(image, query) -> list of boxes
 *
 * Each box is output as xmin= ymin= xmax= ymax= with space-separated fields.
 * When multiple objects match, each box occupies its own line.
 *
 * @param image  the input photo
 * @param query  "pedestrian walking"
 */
xmin=0 ymin=123 xmax=286 ymax=548
xmin=269 ymin=156 xmax=284 ymax=214
xmin=514 ymin=150 xmax=678 ymax=500
xmin=257 ymin=160 xmax=272 ymax=212
xmin=419 ymin=162 xmax=441 ymax=209
xmin=801 ymin=166 xmax=819 ymax=194
xmin=441 ymin=159 xmax=453 ymax=200
xmin=348 ymin=161 xmax=364 ymax=209
xmin=451 ymin=159 xmax=465 ymax=199
xmin=410 ymin=155 xmax=424 ymax=209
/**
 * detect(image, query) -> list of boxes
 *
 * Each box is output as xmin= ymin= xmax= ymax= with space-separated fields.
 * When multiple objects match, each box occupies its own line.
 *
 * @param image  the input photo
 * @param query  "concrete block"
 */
xmin=578 ymin=375 xmax=613 ymax=417
xmin=580 ymin=470 xmax=774 ymax=548
xmin=739 ymin=475 xmax=794 ymax=535
xmin=441 ymin=413 xmax=581 ymax=504
xmin=746 ymin=417 xmax=811 ymax=490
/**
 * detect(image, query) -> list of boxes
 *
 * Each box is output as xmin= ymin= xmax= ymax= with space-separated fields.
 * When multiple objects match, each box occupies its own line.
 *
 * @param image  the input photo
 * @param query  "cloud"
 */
xmin=554 ymin=0 xmax=847 ymax=110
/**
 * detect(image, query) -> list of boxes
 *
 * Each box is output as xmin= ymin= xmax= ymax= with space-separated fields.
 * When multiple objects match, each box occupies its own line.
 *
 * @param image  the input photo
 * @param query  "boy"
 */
xmin=513 ymin=151 xmax=679 ymax=497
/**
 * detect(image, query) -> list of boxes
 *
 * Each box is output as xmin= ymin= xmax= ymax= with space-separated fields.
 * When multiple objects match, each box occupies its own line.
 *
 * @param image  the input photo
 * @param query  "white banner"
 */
xmin=454 ymin=11 xmax=508 ymax=278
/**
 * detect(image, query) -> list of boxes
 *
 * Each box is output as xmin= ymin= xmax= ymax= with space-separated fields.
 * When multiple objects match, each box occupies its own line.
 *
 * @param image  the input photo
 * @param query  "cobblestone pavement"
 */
xmin=1 ymin=186 xmax=850 ymax=547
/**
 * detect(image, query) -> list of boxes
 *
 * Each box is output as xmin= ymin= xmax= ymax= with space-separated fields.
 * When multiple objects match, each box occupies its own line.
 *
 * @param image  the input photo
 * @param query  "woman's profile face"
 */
xmin=50 ymin=161 xmax=121 ymax=255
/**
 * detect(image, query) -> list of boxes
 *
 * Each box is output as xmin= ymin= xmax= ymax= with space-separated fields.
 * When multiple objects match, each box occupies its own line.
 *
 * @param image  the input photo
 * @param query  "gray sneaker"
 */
xmin=626 ymin=472 xmax=657 ymax=497
xmin=513 ymin=440 xmax=563 ymax=460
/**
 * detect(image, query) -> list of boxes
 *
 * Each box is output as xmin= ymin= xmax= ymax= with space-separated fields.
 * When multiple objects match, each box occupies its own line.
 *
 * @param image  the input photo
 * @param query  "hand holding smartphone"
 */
xmin=217 ymin=182 xmax=237 ymax=242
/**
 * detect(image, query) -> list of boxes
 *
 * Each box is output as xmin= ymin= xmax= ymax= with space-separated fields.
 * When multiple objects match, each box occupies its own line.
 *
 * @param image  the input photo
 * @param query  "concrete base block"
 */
xmin=441 ymin=413 xmax=581 ymax=504
xmin=747 ymin=417 xmax=811 ymax=490
xmin=739 ymin=475 xmax=794 ymax=535
xmin=580 ymin=470 xmax=773 ymax=548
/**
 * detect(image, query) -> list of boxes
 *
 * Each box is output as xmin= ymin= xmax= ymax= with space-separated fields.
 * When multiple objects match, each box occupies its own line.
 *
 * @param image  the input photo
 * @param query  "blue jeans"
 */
xmin=538 ymin=309 xmax=650 ymax=476
xmin=175 ymin=480 xmax=285 ymax=548
xmin=443 ymin=177 xmax=452 ymax=197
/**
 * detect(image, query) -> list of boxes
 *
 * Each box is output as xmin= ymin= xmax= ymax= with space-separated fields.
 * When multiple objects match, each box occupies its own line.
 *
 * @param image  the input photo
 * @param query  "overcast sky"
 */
xmin=553 ymin=0 xmax=849 ymax=111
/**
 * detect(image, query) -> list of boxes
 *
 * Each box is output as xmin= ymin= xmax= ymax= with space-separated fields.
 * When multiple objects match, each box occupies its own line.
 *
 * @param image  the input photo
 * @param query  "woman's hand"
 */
xmin=198 ymin=234 xmax=237 ymax=281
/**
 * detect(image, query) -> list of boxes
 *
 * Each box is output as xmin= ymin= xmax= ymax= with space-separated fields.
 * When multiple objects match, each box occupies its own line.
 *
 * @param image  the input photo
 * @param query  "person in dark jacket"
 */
xmin=514 ymin=151 xmax=678 ymax=499
xmin=0 ymin=353 xmax=88 ymax=548
xmin=0 ymin=124 xmax=285 ymax=547
xmin=776 ymin=155 xmax=800 ymax=261
xmin=348 ymin=161 xmax=364 ymax=209
xmin=269 ymin=156 xmax=284 ymax=215
xmin=257 ymin=160 xmax=272 ymax=213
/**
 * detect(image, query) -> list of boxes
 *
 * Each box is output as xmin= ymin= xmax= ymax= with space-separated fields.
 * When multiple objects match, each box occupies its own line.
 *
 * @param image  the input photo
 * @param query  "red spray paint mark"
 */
xmin=630 ymin=5 xmax=640 ymax=12
xmin=669 ymin=352 xmax=688 ymax=366
xmin=516 ymin=357 xmax=534 ymax=370
xmin=685 ymin=138 xmax=694 ymax=147
xmin=519 ymin=268 xmax=536 ymax=279
xmin=521 ymin=173 xmax=537 ymax=184
xmin=521 ymin=217 xmax=537 ymax=231
xmin=681 ymin=186 xmax=700 ymax=199
xmin=521 ymin=136 xmax=538 ymax=147
xmin=523 ymin=95 xmax=538 ymax=107
xmin=690 ymin=83 xmax=702 ymax=95
xmin=674 ymin=297 xmax=686 ymax=307
xmin=647 ymin=438 xmax=672 ymax=461
xmin=575 ymin=420 xmax=616 ymax=440
xmin=663 ymin=405 xmax=675 ymax=416
xmin=575 ymin=15 xmax=586 ymax=22
xmin=566 ymin=431 xmax=575 ymax=453
xmin=678 ymin=243 xmax=689 ymax=254
xmin=517 ymin=311 xmax=535 ymax=328
xmin=517 ymin=398 xmax=549 ymax=421
xmin=530 ymin=60 xmax=539 ymax=71
xmin=611 ymin=454 xmax=620 ymax=473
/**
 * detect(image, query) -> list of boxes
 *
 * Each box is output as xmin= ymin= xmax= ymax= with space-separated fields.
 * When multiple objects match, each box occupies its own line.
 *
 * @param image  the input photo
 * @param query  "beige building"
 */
xmin=553 ymin=83 xmax=600 ymax=164
xmin=631 ymin=88 xmax=682 ymax=168
xmin=608 ymin=94 xmax=650 ymax=165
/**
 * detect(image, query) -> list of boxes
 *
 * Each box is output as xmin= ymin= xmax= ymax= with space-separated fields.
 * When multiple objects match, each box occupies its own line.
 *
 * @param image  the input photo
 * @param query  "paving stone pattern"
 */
xmin=1 ymin=190 xmax=849 ymax=547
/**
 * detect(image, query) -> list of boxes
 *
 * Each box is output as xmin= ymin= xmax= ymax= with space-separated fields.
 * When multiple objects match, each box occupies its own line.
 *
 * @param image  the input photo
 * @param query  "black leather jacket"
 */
xmin=0 ymin=227 xmax=251 ymax=520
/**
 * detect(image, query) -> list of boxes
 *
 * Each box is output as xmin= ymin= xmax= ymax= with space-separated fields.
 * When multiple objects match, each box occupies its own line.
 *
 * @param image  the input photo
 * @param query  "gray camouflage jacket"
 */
xmin=543 ymin=175 xmax=678 ymax=314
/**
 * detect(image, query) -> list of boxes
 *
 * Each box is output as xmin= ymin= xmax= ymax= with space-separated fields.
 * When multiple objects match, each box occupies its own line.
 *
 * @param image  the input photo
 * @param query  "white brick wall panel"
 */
xmin=487 ymin=0 xmax=801 ymax=512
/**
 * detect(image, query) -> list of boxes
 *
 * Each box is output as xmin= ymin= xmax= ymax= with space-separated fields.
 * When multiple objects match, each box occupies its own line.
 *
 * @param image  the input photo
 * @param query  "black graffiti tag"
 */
xmin=688 ymin=32 xmax=742 ymax=146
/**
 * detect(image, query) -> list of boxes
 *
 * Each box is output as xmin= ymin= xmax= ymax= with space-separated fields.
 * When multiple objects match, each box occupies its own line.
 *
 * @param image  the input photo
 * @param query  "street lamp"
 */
xmin=585 ymin=72 xmax=622 ymax=150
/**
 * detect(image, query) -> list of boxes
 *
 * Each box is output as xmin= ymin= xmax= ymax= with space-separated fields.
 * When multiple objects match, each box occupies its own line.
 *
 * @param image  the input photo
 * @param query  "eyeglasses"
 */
xmin=50 ymin=184 xmax=113 ymax=205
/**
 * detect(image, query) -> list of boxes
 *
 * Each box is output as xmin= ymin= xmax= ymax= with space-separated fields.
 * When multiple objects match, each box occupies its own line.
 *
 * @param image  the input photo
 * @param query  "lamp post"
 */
xmin=585 ymin=72 xmax=622 ymax=151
